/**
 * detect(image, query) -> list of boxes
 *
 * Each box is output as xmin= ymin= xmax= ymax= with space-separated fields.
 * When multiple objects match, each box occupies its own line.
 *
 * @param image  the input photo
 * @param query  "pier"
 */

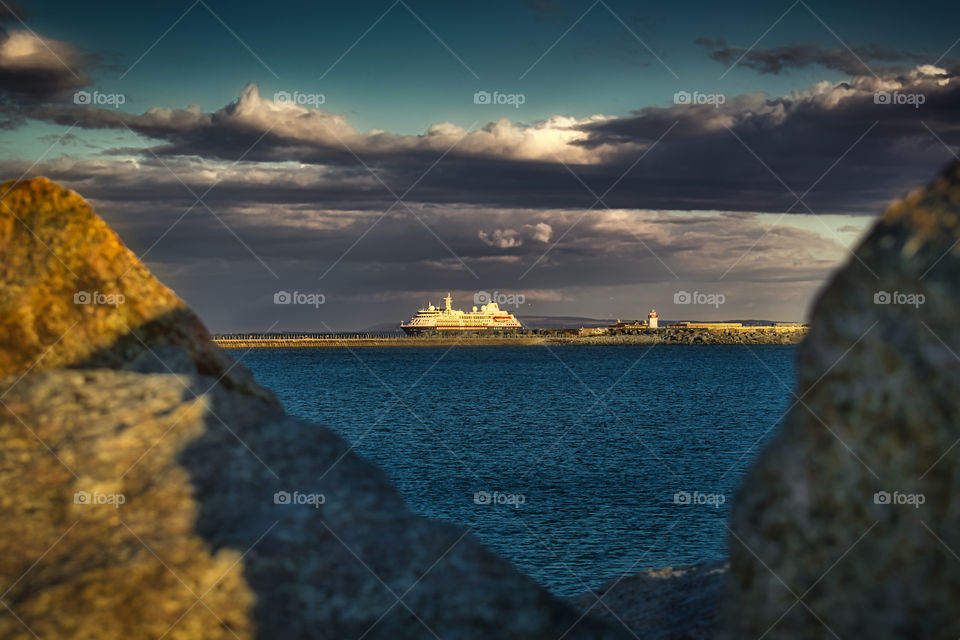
xmin=212 ymin=326 xmax=808 ymax=349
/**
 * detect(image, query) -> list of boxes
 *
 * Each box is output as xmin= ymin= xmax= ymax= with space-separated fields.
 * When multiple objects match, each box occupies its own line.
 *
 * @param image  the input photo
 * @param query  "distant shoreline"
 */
xmin=213 ymin=327 xmax=807 ymax=349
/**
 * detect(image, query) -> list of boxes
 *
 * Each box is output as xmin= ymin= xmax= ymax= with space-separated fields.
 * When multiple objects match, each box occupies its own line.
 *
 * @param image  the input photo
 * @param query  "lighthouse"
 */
xmin=647 ymin=308 xmax=659 ymax=329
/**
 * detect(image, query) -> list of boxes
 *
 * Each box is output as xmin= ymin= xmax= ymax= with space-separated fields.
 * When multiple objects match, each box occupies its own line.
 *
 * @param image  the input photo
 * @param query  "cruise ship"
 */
xmin=401 ymin=294 xmax=524 ymax=335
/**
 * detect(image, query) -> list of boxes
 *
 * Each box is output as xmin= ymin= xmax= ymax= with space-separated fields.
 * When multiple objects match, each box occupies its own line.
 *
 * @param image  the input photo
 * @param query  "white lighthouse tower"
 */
xmin=647 ymin=308 xmax=659 ymax=329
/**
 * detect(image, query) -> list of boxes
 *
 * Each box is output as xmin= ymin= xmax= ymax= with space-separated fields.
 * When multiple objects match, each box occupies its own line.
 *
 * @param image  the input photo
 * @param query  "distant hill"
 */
xmin=517 ymin=316 xmax=615 ymax=328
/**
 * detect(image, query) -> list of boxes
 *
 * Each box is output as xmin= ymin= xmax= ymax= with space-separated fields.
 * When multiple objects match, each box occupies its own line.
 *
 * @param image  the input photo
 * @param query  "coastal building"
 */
xmin=668 ymin=322 xmax=744 ymax=329
xmin=607 ymin=319 xmax=647 ymax=331
xmin=648 ymin=309 xmax=659 ymax=329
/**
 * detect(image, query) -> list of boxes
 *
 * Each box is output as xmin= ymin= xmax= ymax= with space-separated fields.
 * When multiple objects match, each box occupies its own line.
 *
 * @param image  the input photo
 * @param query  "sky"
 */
xmin=1 ymin=0 xmax=958 ymax=330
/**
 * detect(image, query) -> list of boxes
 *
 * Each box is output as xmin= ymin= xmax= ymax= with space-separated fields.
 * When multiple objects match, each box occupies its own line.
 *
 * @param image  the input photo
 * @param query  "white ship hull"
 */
xmin=401 ymin=294 xmax=524 ymax=335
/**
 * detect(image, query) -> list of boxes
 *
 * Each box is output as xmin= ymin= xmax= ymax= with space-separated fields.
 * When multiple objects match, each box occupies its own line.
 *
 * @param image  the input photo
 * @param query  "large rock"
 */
xmin=723 ymin=161 xmax=960 ymax=637
xmin=0 ymin=177 xmax=271 ymax=402
xmin=0 ymin=178 xmax=624 ymax=639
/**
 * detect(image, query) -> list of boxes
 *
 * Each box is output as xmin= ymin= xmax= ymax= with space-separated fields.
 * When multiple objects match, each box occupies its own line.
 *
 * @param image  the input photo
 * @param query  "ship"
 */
xmin=401 ymin=293 xmax=524 ymax=336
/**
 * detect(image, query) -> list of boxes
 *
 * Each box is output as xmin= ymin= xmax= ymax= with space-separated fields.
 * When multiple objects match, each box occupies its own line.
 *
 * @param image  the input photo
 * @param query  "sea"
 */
xmin=229 ymin=345 xmax=795 ymax=597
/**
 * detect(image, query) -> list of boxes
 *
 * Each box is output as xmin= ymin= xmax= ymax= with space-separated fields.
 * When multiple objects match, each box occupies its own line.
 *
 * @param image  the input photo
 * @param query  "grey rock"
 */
xmin=570 ymin=561 xmax=728 ymax=639
xmin=722 ymin=161 xmax=960 ymax=638
xmin=0 ymin=366 xmax=625 ymax=639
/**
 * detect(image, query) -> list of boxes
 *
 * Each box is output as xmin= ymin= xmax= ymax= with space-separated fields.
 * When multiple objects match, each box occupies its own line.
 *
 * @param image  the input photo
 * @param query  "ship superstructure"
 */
xmin=401 ymin=294 xmax=524 ymax=335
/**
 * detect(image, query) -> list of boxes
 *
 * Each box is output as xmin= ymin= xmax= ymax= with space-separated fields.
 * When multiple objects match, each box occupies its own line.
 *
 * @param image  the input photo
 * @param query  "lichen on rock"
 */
xmin=0 ymin=177 xmax=272 ymax=403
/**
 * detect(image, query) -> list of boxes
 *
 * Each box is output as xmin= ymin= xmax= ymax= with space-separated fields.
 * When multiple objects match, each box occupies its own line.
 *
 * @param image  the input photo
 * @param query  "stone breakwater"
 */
xmin=556 ymin=327 xmax=807 ymax=346
xmin=212 ymin=327 xmax=807 ymax=349
xmin=213 ymin=335 xmax=546 ymax=348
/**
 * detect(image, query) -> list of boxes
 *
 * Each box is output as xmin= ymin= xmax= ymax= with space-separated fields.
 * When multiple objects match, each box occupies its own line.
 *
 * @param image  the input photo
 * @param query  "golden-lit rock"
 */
xmin=0 ymin=371 xmax=255 ymax=640
xmin=0 ymin=177 xmax=271 ymax=402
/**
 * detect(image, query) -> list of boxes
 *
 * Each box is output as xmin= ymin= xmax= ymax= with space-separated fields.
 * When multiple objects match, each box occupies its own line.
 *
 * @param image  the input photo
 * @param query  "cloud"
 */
xmin=527 ymin=222 xmax=552 ymax=243
xmin=13 ymin=59 xmax=957 ymax=215
xmin=695 ymin=38 xmax=928 ymax=75
xmin=479 ymin=228 xmax=523 ymax=248
xmin=577 ymin=63 xmax=960 ymax=213
xmin=0 ymin=29 xmax=96 ymax=103
xmin=28 ymin=83 xmax=624 ymax=165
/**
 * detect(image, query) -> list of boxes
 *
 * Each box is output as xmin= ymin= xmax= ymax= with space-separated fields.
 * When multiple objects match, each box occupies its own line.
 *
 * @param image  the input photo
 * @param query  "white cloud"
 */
xmin=478 ymin=228 xmax=523 ymax=248
xmin=0 ymin=30 xmax=80 ymax=70
xmin=526 ymin=222 xmax=552 ymax=243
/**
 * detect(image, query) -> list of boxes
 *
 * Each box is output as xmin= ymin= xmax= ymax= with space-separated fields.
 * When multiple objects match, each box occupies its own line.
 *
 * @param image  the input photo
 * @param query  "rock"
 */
xmin=0 ymin=368 xmax=256 ymax=640
xmin=722 ymin=161 xmax=960 ymax=637
xmin=0 ymin=177 xmax=272 ymax=403
xmin=570 ymin=561 xmax=728 ymax=639
xmin=1 ymin=366 xmax=621 ymax=639
xmin=0 ymin=177 xmax=625 ymax=639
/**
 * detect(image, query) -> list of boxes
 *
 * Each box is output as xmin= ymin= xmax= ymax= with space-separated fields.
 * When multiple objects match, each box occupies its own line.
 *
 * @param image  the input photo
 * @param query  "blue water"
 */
xmin=230 ymin=345 xmax=794 ymax=596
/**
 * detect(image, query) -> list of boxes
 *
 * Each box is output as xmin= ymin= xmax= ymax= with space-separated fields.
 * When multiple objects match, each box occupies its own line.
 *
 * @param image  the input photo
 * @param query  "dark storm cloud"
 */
xmin=695 ymin=38 xmax=930 ymax=76
xmin=0 ymin=14 xmax=98 ymax=128
xmin=580 ymin=66 xmax=960 ymax=213
xmin=37 ymin=180 xmax=847 ymax=331
xmin=113 ymin=189 xmax=841 ymax=290
xmin=22 ymin=61 xmax=959 ymax=215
